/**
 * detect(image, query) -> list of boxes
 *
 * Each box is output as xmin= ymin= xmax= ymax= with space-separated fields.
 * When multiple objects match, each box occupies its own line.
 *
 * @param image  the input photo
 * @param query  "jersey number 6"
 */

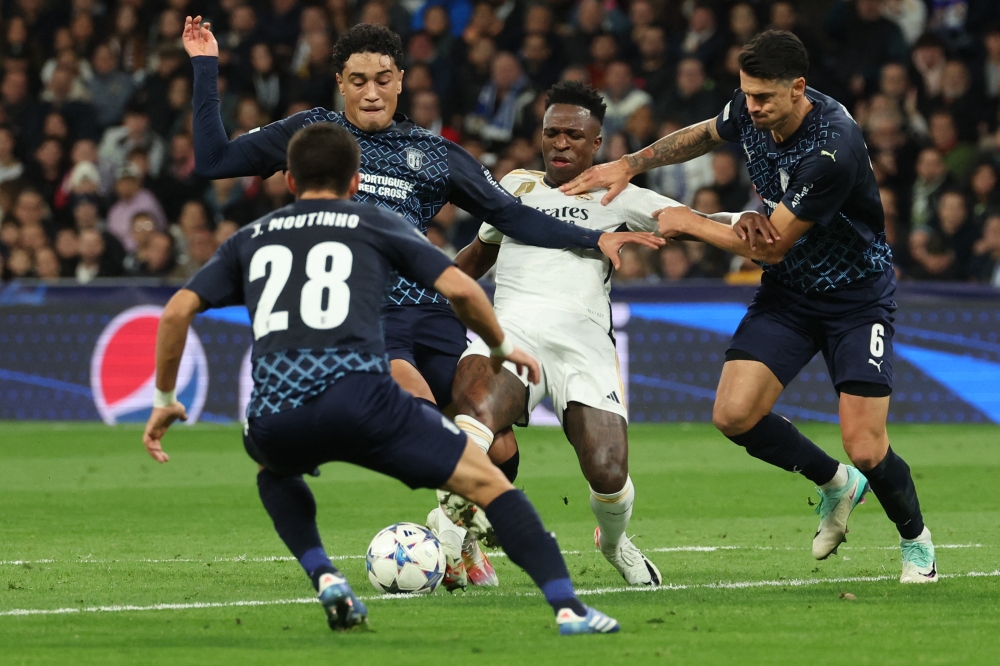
xmin=249 ymin=242 xmax=354 ymax=340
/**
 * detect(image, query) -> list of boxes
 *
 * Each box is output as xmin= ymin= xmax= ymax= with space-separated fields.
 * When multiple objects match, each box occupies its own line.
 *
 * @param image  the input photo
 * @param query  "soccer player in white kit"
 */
xmin=441 ymin=82 xmax=751 ymax=585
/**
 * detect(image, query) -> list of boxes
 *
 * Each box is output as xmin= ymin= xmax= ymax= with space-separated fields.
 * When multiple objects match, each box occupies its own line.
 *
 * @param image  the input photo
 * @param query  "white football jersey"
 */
xmin=480 ymin=169 xmax=682 ymax=329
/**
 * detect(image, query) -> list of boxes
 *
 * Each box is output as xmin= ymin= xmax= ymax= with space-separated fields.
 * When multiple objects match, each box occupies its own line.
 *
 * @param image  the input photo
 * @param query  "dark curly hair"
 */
xmin=545 ymin=81 xmax=607 ymax=125
xmin=331 ymin=24 xmax=405 ymax=72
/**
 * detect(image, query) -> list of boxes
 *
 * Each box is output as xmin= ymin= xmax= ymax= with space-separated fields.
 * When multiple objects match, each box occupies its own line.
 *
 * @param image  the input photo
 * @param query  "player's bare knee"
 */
xmin=588 ymin=466 xmax=628 ymax=495
xmin=842 ymin=430 xmax=888 ymax=471
xmin=712 ymin=401 xmax=759 ymax=437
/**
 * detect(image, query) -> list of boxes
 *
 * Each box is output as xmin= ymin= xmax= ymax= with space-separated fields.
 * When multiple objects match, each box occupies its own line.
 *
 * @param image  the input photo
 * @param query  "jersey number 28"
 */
xmin=249 ymin=242 xmax=353 ymax=340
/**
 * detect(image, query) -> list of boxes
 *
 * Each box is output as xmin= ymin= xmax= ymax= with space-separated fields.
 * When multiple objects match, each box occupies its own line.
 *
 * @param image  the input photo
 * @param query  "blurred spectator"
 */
xmin=655 ymin=58 xmax=720 ymax=126
xmin=933 ymin=60 xmax=985 ymax=140
xmin=98 ymin=103 xmax=167 ymax=190
xmin=928 ymin=110 xmax=977 ymax=181
xmin=54 ymin=227 xmax=79 ymax=277
xmin=73 ymin=194 xmax=126 ymax=275
xmin=909 ymin=190 xmax=977 ymax=279
xmin=410 ymin=90 xmax=458 ymax=142
xmin=826 ymin=0 xmax=908 ymax=98
xmin=680 ymin=4 xmax=725 ymax=71
xmin=910 ymin=33 xmax=948 ymax=103
xmin=138 ymin=231 xmax=179 ymax=278
xmin=123 ymin=211 xmax=158 ymax=274
xmin=907 ymin=147 xmax=955 ymax=231
xmin=521 ymin=33 xmax=562 ymax=92
xmin=967 ymin=161 xmax=1000 ymax=229
xmin=614 ymin=245 xmax=656 ymax=284
xmin=1 ymin=70 xmax=34 ymax=139
xmin=260 ymin=0 xmax=305 ymax=61
xmin=635 ymin=26 xmax=672 ymax=99
xmin=248 ymin=42 xmax=287 ymax=117
xmin=984 ymin=25 xmax=1000 ymax=120
xmin=711 ymin=150 xmax=752 ymax=212
xmin=140 ymin=46 xmax=188 ymax=139
xmin=219 ymin=4 xmax=260 ymax=73
xmin=106 ymin=164 xmax=167 ymax=253
xmin=728 ymin=3 xmax=759 ymax=47
xmin=76 ymin=227 xmax=116 ymax=282
xmin=659 ymin=243 xmax=693 ymax=281
xmin=292 ymin=31 xmax=337 ymax=109
xmin=27 ymin=138 xmax=68 ymax=206
xmin=215 ymin=220 xmax=240 ymax=245
xmin=883 ymin=0 xmax=927 ymax=46
xmin=150 ymin=133 xmax=207 ymax=222
xmin=465 ymin=52 xmax=534 ymax=148
xmin=0 ymin=126 xmax=25 ymax=185
xmin=600 ymin=62 xmax=652 ymax=140
xmin=34 ymin=246 xmax=62 ymax=282
xmin=107 ymin=4 xmax=146 ymax=76
xmin=970 ymin=213 xmax=1000 ymax=285
xmin=5 ymin=247 xmax=33 ymax=280
xmin=648 ymin=120 xmax=715 ymax=205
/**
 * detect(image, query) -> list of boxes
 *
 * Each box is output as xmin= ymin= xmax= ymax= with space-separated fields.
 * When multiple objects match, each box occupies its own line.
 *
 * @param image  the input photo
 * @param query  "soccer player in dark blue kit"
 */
xmin=182 ymin=16 xmax=660 ymax=587
xmin=563 ymin=31 xmax=937 ymax=583
xmin=140 ymin=122 xmax=621 ymax=634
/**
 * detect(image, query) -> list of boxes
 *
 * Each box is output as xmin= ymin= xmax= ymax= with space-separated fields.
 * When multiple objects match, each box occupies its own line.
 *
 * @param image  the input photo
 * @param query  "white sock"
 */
xmin=454 ymin=415 xmax=494 ymax=454
xmin=820 ymin=463 xmax=849 ymax=491
xmin=590 ymin=476 xmax=635 ymax=553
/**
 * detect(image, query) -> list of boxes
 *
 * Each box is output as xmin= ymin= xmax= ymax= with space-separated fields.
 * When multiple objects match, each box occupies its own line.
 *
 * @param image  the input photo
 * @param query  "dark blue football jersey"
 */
xmin=191 ymin=57 xmax=602 ymax=307
xmin=715 ymin=87 xmax=892 ymax=293
xmin=184 ymin=198 xmax=454 ymax=418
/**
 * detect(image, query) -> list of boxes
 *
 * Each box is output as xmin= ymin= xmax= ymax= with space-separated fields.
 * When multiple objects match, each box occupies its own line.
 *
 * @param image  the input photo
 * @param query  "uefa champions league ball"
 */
xmin=366 ymin=522 xmax=446 ymax=594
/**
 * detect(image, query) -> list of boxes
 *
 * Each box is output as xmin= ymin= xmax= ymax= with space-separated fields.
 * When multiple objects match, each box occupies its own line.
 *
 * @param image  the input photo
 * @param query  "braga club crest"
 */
xmin=405 ymin=147 xmax=424 ymax=171
xmin=90 ymin=305 xmax=209 ymax=425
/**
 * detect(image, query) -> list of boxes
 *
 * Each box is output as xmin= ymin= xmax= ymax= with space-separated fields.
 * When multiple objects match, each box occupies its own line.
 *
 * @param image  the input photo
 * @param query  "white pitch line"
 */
xmin=0 ymin=543 xmax=982 ymax=567
xmin=2 ymin=570 xmax=998 ymax=618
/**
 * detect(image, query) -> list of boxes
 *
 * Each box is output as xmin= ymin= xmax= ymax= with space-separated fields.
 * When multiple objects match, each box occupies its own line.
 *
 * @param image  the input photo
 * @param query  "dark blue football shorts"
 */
xmin=243 ymin=372 xmax=468 ymax=488
xmin=727 ymin=270 xmax=897 ymax=396
xmin=383 ymin=302 xmax=469 ymax=406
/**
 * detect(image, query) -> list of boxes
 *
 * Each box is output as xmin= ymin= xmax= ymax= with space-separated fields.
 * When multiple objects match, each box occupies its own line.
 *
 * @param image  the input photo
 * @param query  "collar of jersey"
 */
xmin=765 ymin=88 xmax=822 ymax=154
xmin=339 ymin=111 xmax=415 ymax=135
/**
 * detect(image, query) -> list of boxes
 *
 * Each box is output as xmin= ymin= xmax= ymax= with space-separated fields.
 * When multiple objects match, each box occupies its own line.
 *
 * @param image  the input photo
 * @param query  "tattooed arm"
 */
xmin=560 ymin=118 xmax=726 ymax=205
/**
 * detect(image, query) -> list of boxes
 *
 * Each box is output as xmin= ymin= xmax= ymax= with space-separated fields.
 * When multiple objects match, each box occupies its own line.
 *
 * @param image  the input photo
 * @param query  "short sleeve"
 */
xmin=478 ymin=223 xmax=504 ymax=244
xmin=612 ymin=185 xmax=683 ymax=232
xmin=715 ymin=89 xmax=745 ymax=143
xmin=371 ymin=210 xmax=456 ymax=288
xmin=780 ymin=145 xmax=858 ymax=227
xmin=183 ymin=233 xmax=244 ymax=308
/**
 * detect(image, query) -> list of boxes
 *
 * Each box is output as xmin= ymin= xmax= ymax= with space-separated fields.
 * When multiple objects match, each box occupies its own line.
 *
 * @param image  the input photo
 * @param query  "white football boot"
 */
xmin=594 ymin=527 xmax=661 ymax=586
xmin=426 ymin=507 xmax=468 ymax=591
xmin=900 ymin=527 xmax=938 ymax=584
xmin=812 ymin=466 xmax=869 ymax=559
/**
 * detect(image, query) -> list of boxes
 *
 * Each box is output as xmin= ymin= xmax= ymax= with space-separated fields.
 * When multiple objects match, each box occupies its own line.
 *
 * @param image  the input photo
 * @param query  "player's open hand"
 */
xmin=598 ymin=232 xmax=666 ymax=269
xmin=142 ymin=403 xmax=188 ymax=463
xmin=183 ymin=16 xmax=219 ymax=59
xmin=733 ymin=212 xmax=781 ymax=250
xmin=559 ymin=159 xmax=634 ymax=205
xmin=493 ymin=347 xmax=541 ymax=385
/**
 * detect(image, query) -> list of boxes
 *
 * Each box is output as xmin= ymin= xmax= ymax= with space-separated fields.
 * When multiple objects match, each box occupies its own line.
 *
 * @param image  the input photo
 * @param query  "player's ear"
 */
xmin=335 ymin=72 xmax=346 ymax=97
xmin=593 ymin=134 xmax=603 ymax=156
xmin=792 ymin=76 xmax=806 ymax=98
xmin=396 ymin=68 xmax=404 ymax=94
xmin=285 ymin=170 xmax=297 ymax=197
xmin=347 ymin=171 xmax=361 ymax=198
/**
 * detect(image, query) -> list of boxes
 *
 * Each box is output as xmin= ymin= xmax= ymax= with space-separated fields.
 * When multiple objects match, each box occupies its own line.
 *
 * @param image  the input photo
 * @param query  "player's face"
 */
xmin=541 ymin=104 xmax=602 ymax=185
xmin=337 ymin=52 xmax=403 ymax=132
xmin=739 ymin=72 xmax=805 ymax=131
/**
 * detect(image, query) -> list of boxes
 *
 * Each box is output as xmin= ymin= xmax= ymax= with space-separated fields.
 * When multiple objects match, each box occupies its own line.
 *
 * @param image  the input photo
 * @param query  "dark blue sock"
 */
xmin=865 ymin=447 xmax=924 ymax=540
xmin=727 ymin=413 xmax=839 ymax=486
xmin=496 ymin=450 xmax=520 ymax=483
xmin=484 ymin=489 xmax=585 ymax=616
xmin=257 ymin=470 xmax=335 ymax=584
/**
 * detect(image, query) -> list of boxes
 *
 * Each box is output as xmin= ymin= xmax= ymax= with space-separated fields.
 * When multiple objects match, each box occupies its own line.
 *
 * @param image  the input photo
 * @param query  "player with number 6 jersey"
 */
xmin=562 ymin=30 xmax=937 ymax=584
xmin=141 ymin=122 xmax=621 ymax=635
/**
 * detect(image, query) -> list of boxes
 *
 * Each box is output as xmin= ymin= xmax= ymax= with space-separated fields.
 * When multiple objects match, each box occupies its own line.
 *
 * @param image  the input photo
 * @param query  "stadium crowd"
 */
xmin=0 ymin=0 xmax=999 ymax=287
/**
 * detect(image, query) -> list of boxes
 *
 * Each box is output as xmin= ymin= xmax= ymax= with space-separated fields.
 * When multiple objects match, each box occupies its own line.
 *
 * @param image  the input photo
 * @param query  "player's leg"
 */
xmin=718 ymin=305 xmax=865 ymax=559
xmin=443 ymin=441 xmax=619 ymax=634
xmin=826 ymin=310 xmax=936 ymax=582
xmin=488 ymin=428 xmax=520 ymax=482
xmin=244 ymin=406 xmax=368 ymax=630
xmin=437 ymin=351 xmax=531 ymax=586
xmin=564 ymin=403 xmax=661 ymax=586
xmin=383 ymin=304 xmax=438 ymax=404
xmin=390 ymin=358 xmax=437 ymax=402
xmin=359 ymin=376 xmax=618 ymax=634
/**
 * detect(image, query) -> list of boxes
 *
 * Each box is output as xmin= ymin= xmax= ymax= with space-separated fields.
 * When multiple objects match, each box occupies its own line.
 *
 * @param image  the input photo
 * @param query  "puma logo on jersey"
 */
xmin=868 ymin=358 xmax=883 ymax=372
xmin=821 ymin=149 xmax=837 ymax=162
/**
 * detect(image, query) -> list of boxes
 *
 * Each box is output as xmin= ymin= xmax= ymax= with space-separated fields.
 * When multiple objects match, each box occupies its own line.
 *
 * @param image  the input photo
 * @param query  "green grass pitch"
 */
xmin=0 ymin=421 xmax=998 ymax=665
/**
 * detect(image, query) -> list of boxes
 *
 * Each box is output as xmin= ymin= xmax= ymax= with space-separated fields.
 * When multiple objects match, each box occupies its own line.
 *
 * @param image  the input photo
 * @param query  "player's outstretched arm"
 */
xmin=187 ymin=16 xmax=292 ymax=179
xmin=655 ymin=203 xmax=810 ymax=264
xmin=433 ymin=266 xmax=540 ymax=383
xmin=455 ymin=237 xmax=500 ymax=280
xmin=561 ymin=119 xmax=726 ymax=204
xmin=142 ymin=289 xmax=204 ymax=463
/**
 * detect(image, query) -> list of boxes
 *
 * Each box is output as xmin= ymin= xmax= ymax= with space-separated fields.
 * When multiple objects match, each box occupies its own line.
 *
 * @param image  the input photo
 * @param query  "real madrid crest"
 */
xmin=405 ymin=147 xmax=425 ymax=171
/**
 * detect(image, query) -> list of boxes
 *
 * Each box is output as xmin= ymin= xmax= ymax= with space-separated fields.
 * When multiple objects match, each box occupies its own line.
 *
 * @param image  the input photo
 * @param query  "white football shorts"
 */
xmin=461 ymin=309 xmax=627 ymax=426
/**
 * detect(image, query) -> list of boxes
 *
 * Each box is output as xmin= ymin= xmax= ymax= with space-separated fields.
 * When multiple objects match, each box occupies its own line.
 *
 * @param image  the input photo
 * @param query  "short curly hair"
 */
xmin=545 ymin=81 xmax=607 ymax=125
xmin=331 ymin=24 xmax=405 ymax=73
